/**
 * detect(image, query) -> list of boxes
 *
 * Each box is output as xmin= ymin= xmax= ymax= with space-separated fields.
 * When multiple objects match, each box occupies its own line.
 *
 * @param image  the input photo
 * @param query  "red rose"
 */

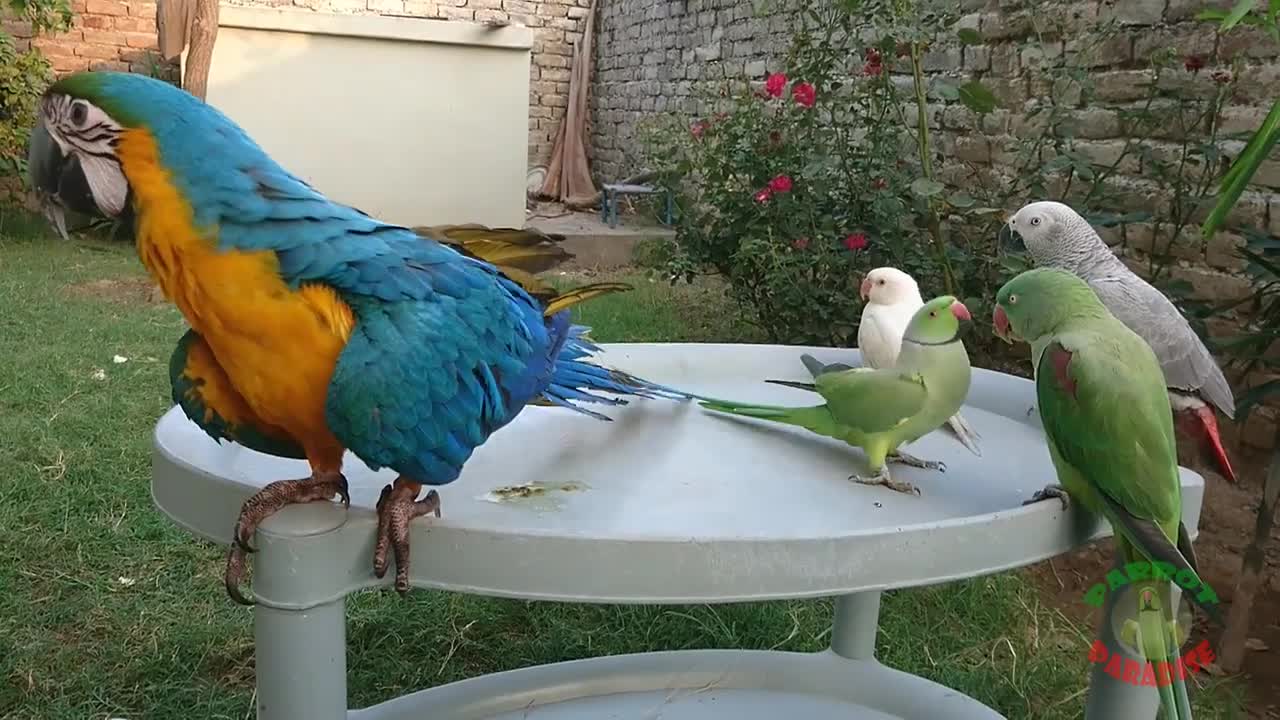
xmin=690 ymin=120 xmax=709 ymax=139
xmin=872 ymin=177 xmax=887 ymax=189
xmin=765 ymin=72 xmax=787 ymax=98
xmin=754 ymin=188 xmax=773 ymax=204
xmin=1184 ymin=55 xmax=1205 ymax=73
xmin=768 ymin=174 xmax=793 ymax=193
xmin=792 ymin=237 xmax=809 ymax=250
xmin=863 ymin=61 xmax=883 ymax=77
xmin=844 ymin=233 xmax=869 ymax=251
xmin=792 ymin=81 xmax=816 ymax=107
xmin=866 ymin=48 xmax=882 ymax=64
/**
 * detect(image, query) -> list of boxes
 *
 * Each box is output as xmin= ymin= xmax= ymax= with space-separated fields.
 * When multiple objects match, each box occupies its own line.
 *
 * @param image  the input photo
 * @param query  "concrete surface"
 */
xmin=526 ymin=209 xmax=674 ymax=269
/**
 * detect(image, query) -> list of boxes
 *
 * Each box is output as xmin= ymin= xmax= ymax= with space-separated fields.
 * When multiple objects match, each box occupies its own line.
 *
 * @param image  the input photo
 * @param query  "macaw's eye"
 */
xmin=70 ymin=101 xmax=88 ymax=126
xmin=1030 ymin=216 xmax=1042 ymax=226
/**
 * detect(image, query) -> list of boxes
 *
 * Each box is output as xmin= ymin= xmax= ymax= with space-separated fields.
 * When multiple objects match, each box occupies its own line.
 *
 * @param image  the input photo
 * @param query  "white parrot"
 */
xmin=800 ymin=267 xmax=983 ymax=456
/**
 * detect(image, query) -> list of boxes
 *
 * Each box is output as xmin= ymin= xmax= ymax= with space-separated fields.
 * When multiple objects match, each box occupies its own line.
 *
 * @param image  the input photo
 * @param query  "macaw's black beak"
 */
xmin=997 ymin=222 xmax=1025 ymax=254
xmin=28 ymin=118 xmax=104 ymax=240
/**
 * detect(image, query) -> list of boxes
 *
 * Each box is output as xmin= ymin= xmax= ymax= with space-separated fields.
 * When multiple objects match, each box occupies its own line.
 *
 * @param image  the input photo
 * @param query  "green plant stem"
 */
xmin=908 ymin=41 xmax=956 ymax=295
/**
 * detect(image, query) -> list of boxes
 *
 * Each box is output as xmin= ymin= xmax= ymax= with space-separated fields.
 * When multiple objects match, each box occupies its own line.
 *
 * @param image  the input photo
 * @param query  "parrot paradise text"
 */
xmin=1086 ymin=638 xmax=1215 ymax=688
xmin=1081 ymin=561 xmax=1219 ymax=608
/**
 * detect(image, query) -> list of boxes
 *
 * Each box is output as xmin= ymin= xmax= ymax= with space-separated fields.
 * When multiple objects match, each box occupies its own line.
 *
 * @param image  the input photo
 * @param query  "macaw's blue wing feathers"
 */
xmin=170 ymin=330 xmax=306 ymax=459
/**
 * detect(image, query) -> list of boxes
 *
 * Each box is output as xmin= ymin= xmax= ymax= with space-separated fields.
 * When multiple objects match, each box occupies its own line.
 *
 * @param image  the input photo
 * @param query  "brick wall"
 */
xmin=3 ymin=1 xmax=165 ymax=75
xmin=3 ymin=0 xmax=592 ymax=167
xmin=591 ymin=0 xmax=1280 ymax=446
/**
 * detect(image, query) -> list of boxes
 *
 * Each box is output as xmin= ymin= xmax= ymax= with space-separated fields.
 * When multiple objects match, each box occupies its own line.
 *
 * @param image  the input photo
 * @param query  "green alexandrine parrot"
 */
xmin=993 ymin=268 xmax=1223 ymax=720
xmin=699 ymin=295 xmax=973 ymax=496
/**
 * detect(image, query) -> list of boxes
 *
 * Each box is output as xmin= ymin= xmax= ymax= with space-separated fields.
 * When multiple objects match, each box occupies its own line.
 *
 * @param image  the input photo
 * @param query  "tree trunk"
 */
xmin=182 ymin=0 xmax=219 ymax=101
xmin=1218 ymin=434 xmax=1280 ymax=672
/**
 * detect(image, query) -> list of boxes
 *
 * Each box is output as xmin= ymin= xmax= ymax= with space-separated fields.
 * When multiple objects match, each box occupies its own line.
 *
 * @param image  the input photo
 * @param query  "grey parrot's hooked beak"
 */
xmin=997 ymin=221 xmax=1026 ymax=254
xmin=28 ymin=118 xmax=102 ymax=240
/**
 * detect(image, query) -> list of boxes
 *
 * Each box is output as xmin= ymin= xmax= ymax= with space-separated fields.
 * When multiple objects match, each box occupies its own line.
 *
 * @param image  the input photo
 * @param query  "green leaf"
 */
xmin=1202 ymin=97 xmax=1280 ymax=238
xmin=956 ymin=27 xmax=982 ymax=45
xmin=1221 ymin=0 xmax=1258 ymax=32
xmin=957 ymin=80 xmax=998 ymax=114
xmin=910 ymin=178 xmax=946 ymax=198
xmin=947 ymin=192 xmax=976 ymax=208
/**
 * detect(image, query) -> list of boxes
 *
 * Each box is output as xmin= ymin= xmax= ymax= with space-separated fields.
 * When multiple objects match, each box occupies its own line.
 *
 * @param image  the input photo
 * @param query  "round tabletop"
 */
xmin=151 ymin=342 xmax=1206 ymax=605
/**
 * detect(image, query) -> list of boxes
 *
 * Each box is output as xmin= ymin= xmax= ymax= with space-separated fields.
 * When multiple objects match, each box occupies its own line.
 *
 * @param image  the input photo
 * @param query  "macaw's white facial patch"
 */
xmin=79 ymin=153 xmax=129 ymax=217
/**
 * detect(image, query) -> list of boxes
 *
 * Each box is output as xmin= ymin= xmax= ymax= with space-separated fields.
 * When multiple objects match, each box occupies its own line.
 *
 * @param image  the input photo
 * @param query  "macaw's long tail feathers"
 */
xmin=1104 ymin=492 xmax=1223 ymax=625
xmin=1191 ymin=404 xmax=1237 ymax=484
xmin=540 ymin=328 xmax=697 ymax=421
xmin=765 ymin=379 xmax=819 ymax=393
xmin=543 ymin=282 xmax=634 ymax=317
xmin=698 ymin=398 xmax=840 ymax=437
xmin=799 ymin=353 xmax=854 ymax=378
xmin=416 ymin=224 xmax=573 ymax=274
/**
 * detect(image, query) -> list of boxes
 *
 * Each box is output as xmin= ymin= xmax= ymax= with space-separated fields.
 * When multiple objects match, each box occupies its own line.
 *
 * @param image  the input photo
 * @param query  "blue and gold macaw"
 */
xmin=27 ymin=72 xmax=693 ymax=603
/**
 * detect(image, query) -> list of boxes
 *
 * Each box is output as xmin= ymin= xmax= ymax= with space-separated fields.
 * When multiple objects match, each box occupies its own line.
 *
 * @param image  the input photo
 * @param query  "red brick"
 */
xmin=33 ymin=39 xmax=82 ymax=57
xmin=128 ymin=1 xmax=156 ymax=17
xmin=113 ymin=15 xmax=155 ymax=32
xmin=82 ymin=28 xmax=126 ymax=45
xmin=81 ymin=14 xmax=113 ymax=29
xmin=2 ymin=19 xmax=34 ymax=38
xmin=75 ymin=43 xmax=122 ymax=59
xmin=124 ymin=32 xmax=157 ymax=48
xmin=120 ymin=48 xmax=153 ymax=62
xmin=70 ymin=0 xmax=87 ymax=10
xmin=90 ymin=60 xmax=131 ymax=71
xmin=50 ymin=55 xmax=90 ymax=72
xmin=86 ymin=0 xmax=129 ymax=15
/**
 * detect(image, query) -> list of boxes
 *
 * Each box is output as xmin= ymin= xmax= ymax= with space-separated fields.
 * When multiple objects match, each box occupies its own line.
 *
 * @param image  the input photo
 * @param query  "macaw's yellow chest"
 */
xmin=117 ymin=130 xmax=355 ymax=467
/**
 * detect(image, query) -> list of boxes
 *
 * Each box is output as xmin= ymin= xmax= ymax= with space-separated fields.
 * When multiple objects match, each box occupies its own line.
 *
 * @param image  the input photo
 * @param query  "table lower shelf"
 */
xmin=349 ymin=649 xmax=1005 ymax=720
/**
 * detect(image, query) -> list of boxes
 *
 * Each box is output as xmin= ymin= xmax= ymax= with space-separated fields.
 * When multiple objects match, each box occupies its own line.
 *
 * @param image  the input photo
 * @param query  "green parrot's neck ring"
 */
xmin=905 ymin=337 xmax=961 ymax=347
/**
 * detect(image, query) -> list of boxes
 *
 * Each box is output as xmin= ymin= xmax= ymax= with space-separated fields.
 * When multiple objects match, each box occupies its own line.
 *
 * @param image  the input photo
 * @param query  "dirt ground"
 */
xmin=1021 ymin=433 xmax=1280 ymax=717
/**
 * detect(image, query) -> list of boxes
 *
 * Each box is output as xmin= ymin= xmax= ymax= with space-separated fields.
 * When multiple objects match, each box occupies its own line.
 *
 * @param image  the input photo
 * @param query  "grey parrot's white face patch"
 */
xmin=40 ymin=94 xmax=129 ymax=218
xmin=1008 ymin=201 xmax=1069 ymax=255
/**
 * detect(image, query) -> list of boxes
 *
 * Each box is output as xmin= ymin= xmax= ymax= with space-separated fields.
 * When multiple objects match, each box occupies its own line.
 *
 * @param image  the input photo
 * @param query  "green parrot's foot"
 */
xmin=1023 ymin=484 xmax=1070 ymax=510
xmin=223 ymin=470 xmax=350 ymax=605
xmin=888 ymin=451 xmax=946 ymax=473
xmin=373 ymin=477 xmax=443 ymax=595
xmin=850 ymin=467 xmax=921 ymax=496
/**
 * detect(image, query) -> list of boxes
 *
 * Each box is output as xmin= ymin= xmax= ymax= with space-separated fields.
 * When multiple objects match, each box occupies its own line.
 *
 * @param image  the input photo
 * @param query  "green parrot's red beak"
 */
xmin=992 ymin=305 xmax=1014 ymax=344
xmin=951 ymin=300 xmax=971 ymax=321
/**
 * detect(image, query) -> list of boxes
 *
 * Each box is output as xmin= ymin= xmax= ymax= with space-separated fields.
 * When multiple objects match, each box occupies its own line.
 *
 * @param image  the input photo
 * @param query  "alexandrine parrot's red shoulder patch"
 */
xmin=1046 ymin=342 xmax=1078 ymax=400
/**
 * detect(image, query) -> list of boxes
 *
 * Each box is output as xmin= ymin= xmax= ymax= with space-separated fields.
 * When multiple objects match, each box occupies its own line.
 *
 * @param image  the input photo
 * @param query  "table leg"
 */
xmin=829 ymin=591 xmax=882 ymax=660
xmin=1083 ymin=560 xmax=1180 ymax=720
xmin=254 ymin=592 xmax=348 ymax=720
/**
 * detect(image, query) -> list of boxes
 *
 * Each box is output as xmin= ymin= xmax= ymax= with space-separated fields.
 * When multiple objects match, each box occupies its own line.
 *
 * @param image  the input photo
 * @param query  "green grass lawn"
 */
xmin=0 ymin=214 xmax=1246 ymax=719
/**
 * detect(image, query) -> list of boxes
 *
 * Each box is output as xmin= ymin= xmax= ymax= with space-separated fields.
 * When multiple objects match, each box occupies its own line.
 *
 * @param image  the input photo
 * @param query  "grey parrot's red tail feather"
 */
xmin=1189 ymin=404 xmax=1237 ymax=484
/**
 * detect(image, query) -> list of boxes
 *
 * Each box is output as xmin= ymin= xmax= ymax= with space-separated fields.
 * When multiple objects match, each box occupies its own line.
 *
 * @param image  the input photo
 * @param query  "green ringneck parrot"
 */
xmin=993 ymin=267 xmax=1223 ymax=720
xmin=699 ymin=295 xmax=973 ymax=496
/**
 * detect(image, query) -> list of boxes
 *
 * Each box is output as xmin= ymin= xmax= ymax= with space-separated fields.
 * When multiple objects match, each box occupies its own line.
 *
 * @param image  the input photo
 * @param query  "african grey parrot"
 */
xmin=1001 ymin=200 xmax=1237 ymax=483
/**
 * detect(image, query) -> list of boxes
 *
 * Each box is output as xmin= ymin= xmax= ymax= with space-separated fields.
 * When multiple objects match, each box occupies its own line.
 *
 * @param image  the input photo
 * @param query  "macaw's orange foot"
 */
xmin=223 ymin=471 xmax=350 ymax=605
xmin=373 ymin=479 xmax=442 ymax=595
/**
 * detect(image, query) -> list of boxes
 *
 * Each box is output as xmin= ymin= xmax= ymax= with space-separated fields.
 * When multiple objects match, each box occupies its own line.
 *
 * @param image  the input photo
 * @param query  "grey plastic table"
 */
xmin=150 ymin=342 xmax=1206 ymax=720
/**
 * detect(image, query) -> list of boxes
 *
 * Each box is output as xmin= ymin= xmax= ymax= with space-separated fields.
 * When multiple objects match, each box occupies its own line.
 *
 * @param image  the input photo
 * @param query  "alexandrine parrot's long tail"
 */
xmin=697 ymin=394 xmax=840 ymax=437
xmin=540 ymin=326 xmax=697 ymax=421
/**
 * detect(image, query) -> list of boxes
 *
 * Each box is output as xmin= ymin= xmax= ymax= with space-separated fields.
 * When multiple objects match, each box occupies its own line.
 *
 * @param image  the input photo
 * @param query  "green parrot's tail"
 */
xmin=698 ymin=397 xmax=841 ymax=437
xmin=1106 ymin=491 xmax=1223 ymax=626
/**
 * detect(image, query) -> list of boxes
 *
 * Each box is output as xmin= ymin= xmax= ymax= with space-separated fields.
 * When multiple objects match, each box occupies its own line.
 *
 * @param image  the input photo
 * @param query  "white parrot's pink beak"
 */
xmin=859 ymin=277 xmax=872 ymax=301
